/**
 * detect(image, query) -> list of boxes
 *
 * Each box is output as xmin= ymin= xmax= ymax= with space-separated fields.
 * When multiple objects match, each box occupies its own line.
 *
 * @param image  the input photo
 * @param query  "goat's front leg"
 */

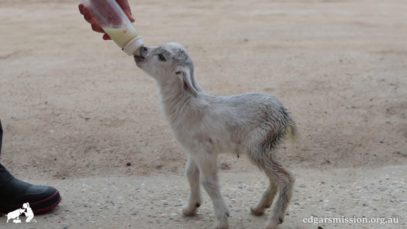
xmin=183 ymin=156 xmax=202 ymax=216
xmin=196 ymin=153 xmax=229 ymax=229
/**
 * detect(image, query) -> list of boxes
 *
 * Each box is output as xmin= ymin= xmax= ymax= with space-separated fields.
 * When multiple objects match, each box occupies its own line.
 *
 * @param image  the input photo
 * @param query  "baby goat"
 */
xmin=134 ymin=43 xmax=296 ymax=229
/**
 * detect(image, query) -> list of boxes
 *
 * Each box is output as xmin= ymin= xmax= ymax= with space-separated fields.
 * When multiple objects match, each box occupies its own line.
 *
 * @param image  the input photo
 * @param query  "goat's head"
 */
xmin=135 ymin=42 xmax=200 ymax=96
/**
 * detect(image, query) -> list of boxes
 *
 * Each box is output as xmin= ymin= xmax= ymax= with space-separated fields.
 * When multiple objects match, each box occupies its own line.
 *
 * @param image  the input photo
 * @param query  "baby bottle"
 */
xmin=82 ymin=0 xmax=144 ymax=55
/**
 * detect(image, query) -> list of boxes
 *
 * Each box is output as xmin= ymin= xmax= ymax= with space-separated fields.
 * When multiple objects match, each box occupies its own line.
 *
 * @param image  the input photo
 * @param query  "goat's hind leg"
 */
xmin=250 ymin=178 xmax=277 ymax=216
xmin=265 ymin=160 xmax=294 ymax=229
xmin=248 ymin=151 xmax=294 ymax=229
xmin=183 ymin=156 xmax=202 ymax=216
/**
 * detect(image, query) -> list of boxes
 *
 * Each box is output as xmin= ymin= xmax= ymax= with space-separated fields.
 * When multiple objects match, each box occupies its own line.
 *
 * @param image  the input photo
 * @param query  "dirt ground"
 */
xmin=0 ymin=0 xmax=406 ymax=228
xmin=1 ymin=166 xmax=406 ymax=229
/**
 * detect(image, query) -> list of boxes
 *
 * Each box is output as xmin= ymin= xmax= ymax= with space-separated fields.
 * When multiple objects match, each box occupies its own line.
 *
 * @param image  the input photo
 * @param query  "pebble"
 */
xmin=220 ymin=162 xmax=231 ymax=170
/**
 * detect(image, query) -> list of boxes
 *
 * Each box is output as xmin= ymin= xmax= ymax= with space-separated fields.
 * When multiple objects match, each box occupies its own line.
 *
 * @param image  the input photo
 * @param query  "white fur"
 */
xmin=135 ymin=42 xmax=296 ymax=229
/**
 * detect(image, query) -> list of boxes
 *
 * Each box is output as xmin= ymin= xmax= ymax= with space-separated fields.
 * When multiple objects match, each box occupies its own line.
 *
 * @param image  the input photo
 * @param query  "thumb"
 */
xmin=117 ymin=0 xmax=135 ymax=22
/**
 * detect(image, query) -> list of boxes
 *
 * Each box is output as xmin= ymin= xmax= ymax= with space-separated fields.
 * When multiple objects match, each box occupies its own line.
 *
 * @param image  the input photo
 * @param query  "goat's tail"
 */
xmin=286 ymin=120 xmax=298 ymax=143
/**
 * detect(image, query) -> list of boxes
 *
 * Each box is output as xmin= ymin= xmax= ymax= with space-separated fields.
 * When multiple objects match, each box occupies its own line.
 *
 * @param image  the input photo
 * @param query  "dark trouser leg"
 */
xmin=0 ymin=119 xmax=13 ymax=186
xmin=0 ymin=120 xmax=12 ymax=185
xmin=0 ymin=119 xmax=3 ymax=156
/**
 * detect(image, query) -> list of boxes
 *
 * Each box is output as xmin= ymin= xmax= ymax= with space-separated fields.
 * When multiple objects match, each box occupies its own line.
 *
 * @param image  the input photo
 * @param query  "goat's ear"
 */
xmin=175 ymin=67 xmax=198 ymax=97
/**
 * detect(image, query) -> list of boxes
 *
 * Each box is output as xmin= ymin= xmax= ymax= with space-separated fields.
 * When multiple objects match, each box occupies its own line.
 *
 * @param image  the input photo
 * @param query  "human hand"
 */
xmin=78 ymin=0 xmax=135 ymax=40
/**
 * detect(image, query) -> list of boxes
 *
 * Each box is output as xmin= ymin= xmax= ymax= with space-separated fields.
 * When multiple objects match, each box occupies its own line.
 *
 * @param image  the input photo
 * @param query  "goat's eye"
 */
xmin=158 ymin=54 xmax=167 ymax=62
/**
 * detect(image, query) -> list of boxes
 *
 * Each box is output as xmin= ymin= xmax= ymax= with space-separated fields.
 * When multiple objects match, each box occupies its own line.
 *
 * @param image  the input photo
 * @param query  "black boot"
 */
xmin=0 ymin=121 xmax=61 ymax=214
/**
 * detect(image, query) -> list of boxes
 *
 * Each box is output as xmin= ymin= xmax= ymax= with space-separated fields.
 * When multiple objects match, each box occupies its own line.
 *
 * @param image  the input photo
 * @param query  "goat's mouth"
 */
xmin=134 ymin=55 xmax=145 ymax=63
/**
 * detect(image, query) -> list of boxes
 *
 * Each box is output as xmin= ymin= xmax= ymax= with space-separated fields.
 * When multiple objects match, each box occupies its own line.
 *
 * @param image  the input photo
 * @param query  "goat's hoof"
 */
xmin=214 ymin=221 xmax=229 ymax=229
xmin=182 ymin=207 xmax=198 ymax=217
xmin=265 ymin=217 xmax=283 ymax=229
xmin=182 ymin=201 xmax=201 ymax=217
xmin=265 ymin=222 xmax=279 ymax=229
xmin=265 ymin=224 xmax=278 ymax=229
xmin=250 ymin=207 xmax=265 ymax=216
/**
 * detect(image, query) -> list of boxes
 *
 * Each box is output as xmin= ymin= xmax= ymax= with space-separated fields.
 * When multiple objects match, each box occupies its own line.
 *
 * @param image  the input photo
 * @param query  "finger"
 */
xmin=85 ymin=16 xmax=100 ymax=29
xmin=81 ymin=6 xmax=93 ymax=23
xmin=91 ymin=23 xmax=104 ymax=33
xmin=103 ymin=34 xmax=111 ymax=40
xmin=125 ymin=11 xmax=135 ymax=22
xmin=82 ymin=7 xmax=105 ymax=32
xmin=78 ymin=4 xmax=85 ymax=15
xmin=117 ymin=0 xmax=131 ymax=12
xmin=117 ymin=0 xmax=135 ymax=22
xmin=83 ymin=9 xmax=93 ymax=23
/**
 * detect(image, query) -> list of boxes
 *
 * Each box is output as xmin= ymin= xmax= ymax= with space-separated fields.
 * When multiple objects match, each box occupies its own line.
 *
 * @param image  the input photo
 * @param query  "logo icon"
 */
xmin=6 ymin=203 xmax=36 ymax=224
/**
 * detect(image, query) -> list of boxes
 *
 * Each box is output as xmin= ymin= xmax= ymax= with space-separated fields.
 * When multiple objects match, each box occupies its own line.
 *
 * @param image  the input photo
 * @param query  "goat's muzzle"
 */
xmin=134 ymin=46 xmax=147 ymax=63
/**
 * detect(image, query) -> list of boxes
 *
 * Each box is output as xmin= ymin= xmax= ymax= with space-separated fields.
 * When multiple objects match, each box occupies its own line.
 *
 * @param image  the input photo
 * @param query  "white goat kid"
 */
xmin=135 ymin=42 xmax=296 ymax=229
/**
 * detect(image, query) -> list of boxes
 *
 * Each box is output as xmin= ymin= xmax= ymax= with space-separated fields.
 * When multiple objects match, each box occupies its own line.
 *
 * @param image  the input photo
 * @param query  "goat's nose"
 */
xmin=139 ymin=46 xmax=148 ymax=57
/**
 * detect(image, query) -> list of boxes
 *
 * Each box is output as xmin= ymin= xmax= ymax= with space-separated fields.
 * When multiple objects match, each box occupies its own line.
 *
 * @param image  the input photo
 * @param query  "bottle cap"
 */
xmin=123 ymin=37 xmax=144 ymax=56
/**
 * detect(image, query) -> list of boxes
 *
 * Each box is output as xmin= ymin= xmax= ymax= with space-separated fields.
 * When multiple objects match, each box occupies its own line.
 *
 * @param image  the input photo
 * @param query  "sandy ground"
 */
xmin=0 ymin=166 xmax=406 ymax=229
xmin=0 ymin=0 xmax=406 ymax=228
